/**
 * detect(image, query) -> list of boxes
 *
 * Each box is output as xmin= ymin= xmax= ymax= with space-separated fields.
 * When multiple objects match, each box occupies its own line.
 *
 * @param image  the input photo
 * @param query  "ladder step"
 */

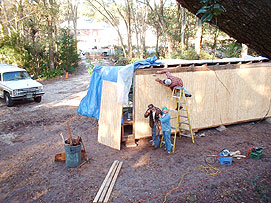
xmin=180 ymin=122 xmax=189 ymax=125
xmin=170 ymin=109 xmax=187 ymax=113
xmin=180 ymin=115 xmax=188 ymax=118
xmin=180 ymin=128 xmax=190 ymax=131
xmin=181 ymin=134 xmax=192 ymax=138
xmin=171 ymin=126 xmax=176 ymax=130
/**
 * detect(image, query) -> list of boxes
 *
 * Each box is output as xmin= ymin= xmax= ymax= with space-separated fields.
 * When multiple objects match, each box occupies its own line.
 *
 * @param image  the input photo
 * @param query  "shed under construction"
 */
xmin=93 ymin=57 xmax=271 ymax=150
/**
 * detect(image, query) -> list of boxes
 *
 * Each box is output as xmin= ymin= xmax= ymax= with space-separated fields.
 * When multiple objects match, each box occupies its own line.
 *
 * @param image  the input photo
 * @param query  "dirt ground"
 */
xmin=0 ymin=58 xmax=270 ymax=203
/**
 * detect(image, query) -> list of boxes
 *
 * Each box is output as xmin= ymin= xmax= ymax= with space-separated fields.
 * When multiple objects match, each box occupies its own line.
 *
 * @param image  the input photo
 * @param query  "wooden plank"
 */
xmin=93 ymin=161 xmax=118 ymax=203
xmin=134 ymin=63 xmax=271 ymax=139
xmin=98 ymin=161 xmax=120 ymax=202
xmin=104 ymin=161 xmax=123 ymax=203
xmin=98 ymin=81 xmax=122 ymax=150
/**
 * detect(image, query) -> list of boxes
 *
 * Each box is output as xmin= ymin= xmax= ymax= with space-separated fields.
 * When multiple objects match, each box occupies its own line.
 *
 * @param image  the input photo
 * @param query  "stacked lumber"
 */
xmin=93 ymin=160 xmax=123 ymax=203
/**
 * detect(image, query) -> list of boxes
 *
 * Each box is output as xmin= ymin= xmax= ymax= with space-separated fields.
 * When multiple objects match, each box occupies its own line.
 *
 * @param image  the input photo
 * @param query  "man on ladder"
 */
xmin=155 ymin=69 xmax=192 ymax=109
xmin=155 ymin=69 xmax=192 ymax=95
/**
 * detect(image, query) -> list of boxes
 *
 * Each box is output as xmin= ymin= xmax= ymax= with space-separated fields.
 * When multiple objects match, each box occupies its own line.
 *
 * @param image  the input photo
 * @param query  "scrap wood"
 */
xmin=67 ymin=121 xmax=73 ymax=145
xmin=77 ymin=136 xmax=89 ymax=168
xmin=230 ymin=150 xmax=241 ymax=156
xmin=59 ymin=133 xmax=65 ymax=143
xmin=230 ymin=150 xmax=246 ymax=159
xmin=93 ymin=160 xmax=123 ymax=203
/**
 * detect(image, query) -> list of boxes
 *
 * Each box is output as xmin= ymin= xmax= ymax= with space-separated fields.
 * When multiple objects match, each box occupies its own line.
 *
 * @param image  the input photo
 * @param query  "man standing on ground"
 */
xmin=144 ymin=104 xmax=162 ymax=148
xmin=159 ymin=106 xmax=172 ymax=154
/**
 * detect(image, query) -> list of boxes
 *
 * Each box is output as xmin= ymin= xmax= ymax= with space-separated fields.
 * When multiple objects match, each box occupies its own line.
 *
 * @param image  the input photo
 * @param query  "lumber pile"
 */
xmin=93 ymin=160 xmax=123 ymax=203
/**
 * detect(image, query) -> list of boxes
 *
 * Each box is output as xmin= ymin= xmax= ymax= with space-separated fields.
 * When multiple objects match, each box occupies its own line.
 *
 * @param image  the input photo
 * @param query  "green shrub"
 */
xmin=86 ymin=63 xmax=95 ymax=75
xmin=56 ymin=28 xmax=79 ymax=73
xmin=114 ymin=57 xmax=130 ymax=66
xmin=171 ymin=48 xmax=200 ymax=60
xmin=199 ymin=50 xmax=215 ymax=59
xmin=0 ymin=45 xmax=25 ymax=67
xmin=39 ymin=68 xmax=63 ymax=79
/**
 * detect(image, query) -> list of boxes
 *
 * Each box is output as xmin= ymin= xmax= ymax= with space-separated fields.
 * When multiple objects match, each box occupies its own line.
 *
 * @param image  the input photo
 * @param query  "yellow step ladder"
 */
xmin=171 ymin=86 xmax=194 ymax=152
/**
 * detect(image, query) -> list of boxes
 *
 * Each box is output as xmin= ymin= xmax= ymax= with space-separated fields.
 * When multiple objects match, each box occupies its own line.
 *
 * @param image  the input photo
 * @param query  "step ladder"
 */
xmin=170 ymin=86 xmax=194 ymax=152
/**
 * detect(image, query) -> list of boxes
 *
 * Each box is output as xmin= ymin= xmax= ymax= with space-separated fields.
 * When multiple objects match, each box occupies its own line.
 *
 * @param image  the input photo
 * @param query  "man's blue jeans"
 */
xmin=152 ymin=123 xmax=160 ymax=147
xmin=163 ymin=130 xmax=172 ymax=152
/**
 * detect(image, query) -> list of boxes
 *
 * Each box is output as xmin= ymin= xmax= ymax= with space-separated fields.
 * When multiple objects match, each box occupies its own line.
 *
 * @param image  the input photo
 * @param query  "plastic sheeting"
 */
xmin=77 ymin=56 xmax=162 ymax=119
xmin=117 ymin=55 xmax=162 ymax=104
xmin=77 ymin=65 xmax=123 ymax=119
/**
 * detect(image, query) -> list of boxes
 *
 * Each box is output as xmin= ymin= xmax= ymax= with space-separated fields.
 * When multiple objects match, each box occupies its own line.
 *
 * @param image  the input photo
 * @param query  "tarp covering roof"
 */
xmin=77 ymin=56 xmax=161 ymax=119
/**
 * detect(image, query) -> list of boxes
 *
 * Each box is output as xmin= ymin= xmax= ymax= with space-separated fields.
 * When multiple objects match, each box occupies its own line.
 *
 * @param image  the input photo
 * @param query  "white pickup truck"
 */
xmin=0 ymin=64 xmax=45 ymax=107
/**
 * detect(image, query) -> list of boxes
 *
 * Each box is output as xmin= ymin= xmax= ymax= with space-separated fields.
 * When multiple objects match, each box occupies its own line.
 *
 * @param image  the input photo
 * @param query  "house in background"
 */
xmin=60 ymin=18 xmax=118 ymax=55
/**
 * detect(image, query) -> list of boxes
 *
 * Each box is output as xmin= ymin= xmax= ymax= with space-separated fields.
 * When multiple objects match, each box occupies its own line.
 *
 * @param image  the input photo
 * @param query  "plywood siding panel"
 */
xmin=134 ymin=63 xmax=271 ymax=139
xmin=98 ymin=81 xmax=122 ymax=150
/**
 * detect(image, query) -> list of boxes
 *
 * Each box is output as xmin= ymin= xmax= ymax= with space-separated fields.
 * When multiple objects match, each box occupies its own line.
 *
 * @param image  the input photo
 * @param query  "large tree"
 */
xmin=177 ymin=0 xmax=271 ymax=58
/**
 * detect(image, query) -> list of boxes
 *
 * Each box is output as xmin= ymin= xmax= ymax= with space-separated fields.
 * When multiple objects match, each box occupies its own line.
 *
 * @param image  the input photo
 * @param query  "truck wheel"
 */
xmin=4 ymin=92 xmax=14 ymax=107
xmin=34 ymin=96 xmax=42 ymax=103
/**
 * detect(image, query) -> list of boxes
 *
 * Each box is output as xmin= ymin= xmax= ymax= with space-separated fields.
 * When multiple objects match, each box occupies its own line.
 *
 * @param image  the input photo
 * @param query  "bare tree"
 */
xmin=195 ymin=17 xmax=202 ymax=55
xmin=67 ymin=0 xmax=79 ymax=50
xmin=114 ymin=0 xmax=133 ymax=58
xmin=145 ymin=0 xmax=179 ymax=57
xmin=86 ymin=0 xmax=127 ymax=57
xmin=133 ymin=0 xmax=149 ymax=58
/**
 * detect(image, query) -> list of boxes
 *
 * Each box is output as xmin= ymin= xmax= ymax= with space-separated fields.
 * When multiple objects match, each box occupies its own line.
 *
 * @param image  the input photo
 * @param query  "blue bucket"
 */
xmin=64 ymin=144 xmax=81 ymax=168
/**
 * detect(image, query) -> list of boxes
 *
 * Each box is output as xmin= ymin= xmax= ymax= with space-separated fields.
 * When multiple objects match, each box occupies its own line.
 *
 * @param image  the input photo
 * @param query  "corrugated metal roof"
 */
xmin=157 ymin=55 xmax=269 ymax=66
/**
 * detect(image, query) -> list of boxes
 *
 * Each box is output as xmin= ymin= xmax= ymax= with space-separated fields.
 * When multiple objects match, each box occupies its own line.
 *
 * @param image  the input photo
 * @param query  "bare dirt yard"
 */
xmin=0 ymin=58 xmax=270 ymax=203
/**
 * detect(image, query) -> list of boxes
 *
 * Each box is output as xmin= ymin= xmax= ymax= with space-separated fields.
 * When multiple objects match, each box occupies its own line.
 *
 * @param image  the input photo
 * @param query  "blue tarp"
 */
xmin=77 ymin=56 xmax=162 ymax=119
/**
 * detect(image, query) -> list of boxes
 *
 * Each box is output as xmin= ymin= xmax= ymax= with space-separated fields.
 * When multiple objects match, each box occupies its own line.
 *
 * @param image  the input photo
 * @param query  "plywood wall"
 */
xmin=98 ymin=81 xmax=122 ymax=150
xmin=134 ymin=62 xmax=271 ymax=139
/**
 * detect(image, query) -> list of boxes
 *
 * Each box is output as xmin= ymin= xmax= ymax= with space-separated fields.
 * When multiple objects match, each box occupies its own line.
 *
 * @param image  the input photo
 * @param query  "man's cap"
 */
xmin=162 ymin=106 xmax=168 ymax=111
xmin=164 ymin=79 xmax=172 ymax=85
xmin=148 ymin=104 xmax=154 ymax=109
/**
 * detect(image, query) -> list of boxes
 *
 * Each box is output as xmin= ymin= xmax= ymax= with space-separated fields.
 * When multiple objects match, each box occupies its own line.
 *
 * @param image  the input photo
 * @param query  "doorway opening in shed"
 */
xmin=121 ymin=81 xmax=135 ymax=147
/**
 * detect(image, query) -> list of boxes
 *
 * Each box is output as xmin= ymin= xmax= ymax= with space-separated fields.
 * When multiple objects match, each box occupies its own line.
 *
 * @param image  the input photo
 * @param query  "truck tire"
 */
xmin=4 ymin=92 xmax=14 ymax=107
xmin=34 ymin=96 xmax=42 ymax=103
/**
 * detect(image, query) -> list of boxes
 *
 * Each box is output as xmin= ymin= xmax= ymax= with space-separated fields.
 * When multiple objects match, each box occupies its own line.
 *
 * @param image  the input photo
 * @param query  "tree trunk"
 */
xmin=180 ymin=7 xmax=186 ymax=53
xmin=140 ymin=4 xmax=148 ymax=59
xmin=195 ymin=18 xmax=202 ymax=55
xmin=212 ymin=26 xmax=219 ymax=56
xmin=116 ymin=29 xmax=127 ymax=58
xmin=167 ymin=37 xmax=174 ymax=58
xmin=155 ymin=27 xmax=160 ymax=58
xmin=140 ymin=33 xmax=146 ymax=58
xmin=241 ymin=44 xmax=248 ymax=57
xmin=71 ymin=1 xmax=78 ymax=51
xmin=127 ymin=30 xmax=132 ymax=58
xmin=177 ymin=0 xmax=271 ymax=58
xmin=48 ymin=18 xmax=55 ymax=70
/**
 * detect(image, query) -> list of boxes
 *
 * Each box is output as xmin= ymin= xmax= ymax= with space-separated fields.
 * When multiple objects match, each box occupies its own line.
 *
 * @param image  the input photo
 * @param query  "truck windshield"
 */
xmin=3 ymin=71 xmax=31 ymax=81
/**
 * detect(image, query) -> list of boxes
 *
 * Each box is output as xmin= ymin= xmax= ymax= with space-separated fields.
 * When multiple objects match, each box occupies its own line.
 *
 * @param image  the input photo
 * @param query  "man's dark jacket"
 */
xmin=144 ymin=107 xmax=162 ymax=129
